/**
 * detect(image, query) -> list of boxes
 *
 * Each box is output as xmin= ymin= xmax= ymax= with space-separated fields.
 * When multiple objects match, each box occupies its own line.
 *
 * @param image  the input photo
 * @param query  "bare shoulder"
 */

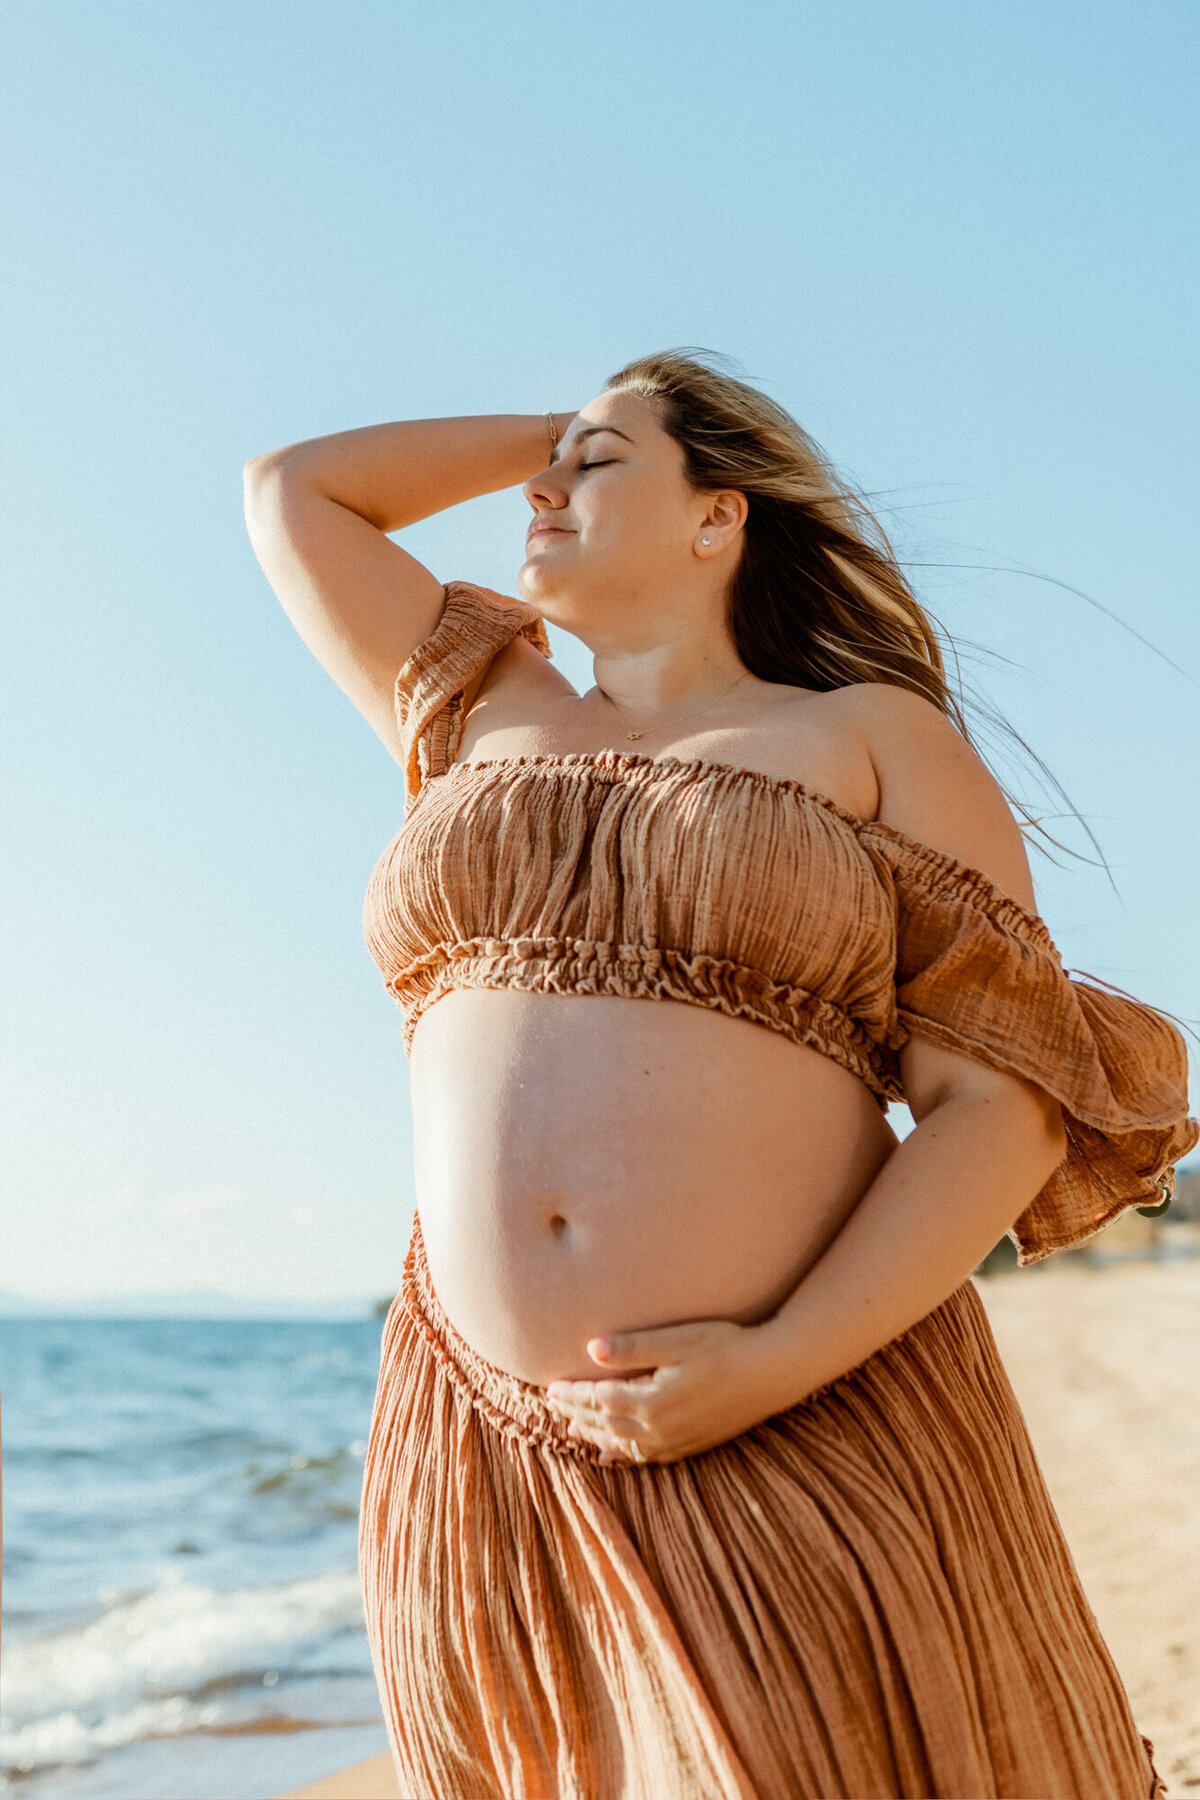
xmin=824 ymin=682 xmax=1038 ymax=911
xmin=456 ymin=617 xmax=575 ymax=742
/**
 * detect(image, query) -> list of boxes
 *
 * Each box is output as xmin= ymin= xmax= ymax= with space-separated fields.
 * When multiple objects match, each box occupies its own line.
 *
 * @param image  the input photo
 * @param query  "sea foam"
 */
xmin=0 ymin=1568 xmax=367 ymax=1776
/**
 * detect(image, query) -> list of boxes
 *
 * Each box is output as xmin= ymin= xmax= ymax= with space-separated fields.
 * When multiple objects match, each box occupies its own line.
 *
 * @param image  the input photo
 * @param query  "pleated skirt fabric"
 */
xmin=359 ymin=1213 xmax=1167 ymax=1800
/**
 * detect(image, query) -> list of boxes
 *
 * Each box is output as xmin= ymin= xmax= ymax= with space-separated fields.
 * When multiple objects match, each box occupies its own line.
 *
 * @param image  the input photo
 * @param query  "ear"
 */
xmin=696 ymin=487 xmax=748 ymax=556
xmin=703 ymin=488 xmax=749 ymax=535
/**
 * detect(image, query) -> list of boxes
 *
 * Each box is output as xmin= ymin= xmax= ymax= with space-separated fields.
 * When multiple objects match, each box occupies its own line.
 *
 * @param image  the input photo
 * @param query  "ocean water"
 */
xmin=0 ymin=1315 xmax=395 ymax=1799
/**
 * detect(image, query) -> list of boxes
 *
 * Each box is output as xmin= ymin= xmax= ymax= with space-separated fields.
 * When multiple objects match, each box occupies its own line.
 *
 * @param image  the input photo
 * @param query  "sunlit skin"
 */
xmin=245 ymin=395 xmax=1066 ymax=1466
xmin=517 ymin=391 xmax=755 ymax=717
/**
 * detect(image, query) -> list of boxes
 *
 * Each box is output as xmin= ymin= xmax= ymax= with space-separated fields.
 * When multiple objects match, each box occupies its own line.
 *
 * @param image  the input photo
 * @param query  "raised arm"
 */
xmin=242 ymin=411 xmax=575 ymax=765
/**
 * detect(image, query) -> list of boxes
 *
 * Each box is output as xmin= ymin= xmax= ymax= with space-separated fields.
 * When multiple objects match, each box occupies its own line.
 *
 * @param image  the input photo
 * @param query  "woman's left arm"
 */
xmin=746 ymin=1043 xmax=1066 ymax=1414
xmin=546 ymin=687 xmax=1067 ymax=1462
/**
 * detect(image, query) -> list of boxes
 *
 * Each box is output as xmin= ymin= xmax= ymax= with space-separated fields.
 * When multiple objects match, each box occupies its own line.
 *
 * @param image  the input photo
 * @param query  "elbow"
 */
xmin=999 ymin=1080 xmax=1068 ymax=1187
xmin=242 ymin=450 xmax=304 ymax=530
xmin=243 ymin=449 xmax=286 ymax=498
xmin=915 ymin=1064 xmax=1069 ymax=1188
xmin=1038 ymin=1095 xmax=1069 ymax=1180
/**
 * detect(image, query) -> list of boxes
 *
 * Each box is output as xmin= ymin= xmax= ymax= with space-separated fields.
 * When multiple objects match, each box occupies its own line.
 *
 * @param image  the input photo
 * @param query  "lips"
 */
xmin=526 ymin=523 xmax=571 ymax=544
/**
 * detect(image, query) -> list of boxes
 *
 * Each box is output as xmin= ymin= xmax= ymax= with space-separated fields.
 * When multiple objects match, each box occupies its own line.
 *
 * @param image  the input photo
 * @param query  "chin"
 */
xmin=516 ymin=561 xmax=560 ymax=608
xmin=517 ymin=576 xmax=591 ymax=640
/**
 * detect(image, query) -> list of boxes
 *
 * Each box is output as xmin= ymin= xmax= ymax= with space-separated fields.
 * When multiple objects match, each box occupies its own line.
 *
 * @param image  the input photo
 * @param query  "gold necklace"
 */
xmin=595 ymin=669 xmax=750 ymax=741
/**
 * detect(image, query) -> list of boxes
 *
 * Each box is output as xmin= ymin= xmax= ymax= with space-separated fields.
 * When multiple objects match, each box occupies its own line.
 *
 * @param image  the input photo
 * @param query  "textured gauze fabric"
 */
xmin=360 ymin=1210 xmax=1169 ymax=1799
xmin=355 ymin=580 xmax=1192 ymax=1799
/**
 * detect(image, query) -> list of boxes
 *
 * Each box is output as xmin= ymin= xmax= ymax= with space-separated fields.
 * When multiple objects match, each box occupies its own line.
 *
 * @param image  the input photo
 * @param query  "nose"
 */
xmin=521 ymin=463 xmax=569 ymax=510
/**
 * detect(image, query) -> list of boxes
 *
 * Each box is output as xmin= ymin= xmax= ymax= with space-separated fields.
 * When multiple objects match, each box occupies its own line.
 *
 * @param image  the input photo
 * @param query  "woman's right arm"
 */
xmin=242 ymin=412 xmax=574 ymax=766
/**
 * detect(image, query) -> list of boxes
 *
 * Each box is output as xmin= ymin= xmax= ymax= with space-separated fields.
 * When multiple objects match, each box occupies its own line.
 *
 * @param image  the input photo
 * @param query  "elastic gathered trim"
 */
xmin=390 ymin=934 xmax=900 ymax=1099
xmin=860 ymin=817 xmax=1056 ymax=947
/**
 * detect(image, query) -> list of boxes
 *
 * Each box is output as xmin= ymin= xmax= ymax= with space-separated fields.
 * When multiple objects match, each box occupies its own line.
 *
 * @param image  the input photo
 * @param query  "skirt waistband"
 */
xmin=398 ymin=1209 xmax=592 ymax=1459
xmin=395 ymin=1207 xmax=983 ymax=1466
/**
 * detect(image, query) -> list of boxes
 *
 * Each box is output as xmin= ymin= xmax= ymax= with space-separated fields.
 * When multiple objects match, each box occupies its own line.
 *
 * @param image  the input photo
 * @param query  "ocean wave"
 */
xmin=0 ymin=1694 xmax=219 ymax=1776
xmin=0 ymin=1569 xmax=367 ymax=1776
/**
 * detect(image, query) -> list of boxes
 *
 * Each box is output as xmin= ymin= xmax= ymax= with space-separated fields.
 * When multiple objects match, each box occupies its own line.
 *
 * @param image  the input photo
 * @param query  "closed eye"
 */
xmin=579 ymin=460 xmax=616 ymax=470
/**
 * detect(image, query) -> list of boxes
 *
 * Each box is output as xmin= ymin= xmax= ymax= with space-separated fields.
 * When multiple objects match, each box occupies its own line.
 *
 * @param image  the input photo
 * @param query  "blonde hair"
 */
xmin=604 ymin=346 xmax=1070 ymax=853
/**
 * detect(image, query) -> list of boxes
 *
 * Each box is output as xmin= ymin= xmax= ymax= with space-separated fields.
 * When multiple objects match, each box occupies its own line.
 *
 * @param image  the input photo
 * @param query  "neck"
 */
xmin=590 ymin=641 xmax=748 ymax=717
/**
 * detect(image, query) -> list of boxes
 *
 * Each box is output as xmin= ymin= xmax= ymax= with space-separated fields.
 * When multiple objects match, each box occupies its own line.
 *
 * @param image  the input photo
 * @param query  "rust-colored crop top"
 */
xmin=363 ymin=580 xmax=1198 ymax=1265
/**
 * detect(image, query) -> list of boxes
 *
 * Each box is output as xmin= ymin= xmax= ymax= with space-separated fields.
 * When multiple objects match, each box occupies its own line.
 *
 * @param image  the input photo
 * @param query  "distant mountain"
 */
xmin=0 ymin=1288 xmax=44 ymax=1316
xmin=0 ymin=1287 xmax=381 ymax=1321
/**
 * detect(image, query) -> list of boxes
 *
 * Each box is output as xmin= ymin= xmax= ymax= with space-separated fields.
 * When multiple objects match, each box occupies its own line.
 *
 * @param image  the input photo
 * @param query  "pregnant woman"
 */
xmin=244 ymin=349 xmax=1196 ymax=1800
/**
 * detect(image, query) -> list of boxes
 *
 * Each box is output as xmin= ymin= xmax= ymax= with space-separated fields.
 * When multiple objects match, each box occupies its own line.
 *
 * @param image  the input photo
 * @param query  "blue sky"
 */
xmin=3 ymin=1 xmax=1197 ymax=1309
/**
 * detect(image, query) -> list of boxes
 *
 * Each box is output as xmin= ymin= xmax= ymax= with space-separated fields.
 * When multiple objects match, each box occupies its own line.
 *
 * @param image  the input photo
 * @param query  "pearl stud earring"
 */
xmin=702 ymin=537 xmax=711 ymax=545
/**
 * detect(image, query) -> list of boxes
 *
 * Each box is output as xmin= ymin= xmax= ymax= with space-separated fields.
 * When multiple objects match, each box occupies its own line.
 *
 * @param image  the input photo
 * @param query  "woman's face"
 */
xmin=517 ymin=389 xmax=734 ymax=644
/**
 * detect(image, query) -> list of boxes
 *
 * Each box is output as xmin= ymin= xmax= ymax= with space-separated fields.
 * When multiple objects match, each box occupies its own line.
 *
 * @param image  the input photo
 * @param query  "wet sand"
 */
xmin=281 ymin=1256 xmax=1200 ymax=1798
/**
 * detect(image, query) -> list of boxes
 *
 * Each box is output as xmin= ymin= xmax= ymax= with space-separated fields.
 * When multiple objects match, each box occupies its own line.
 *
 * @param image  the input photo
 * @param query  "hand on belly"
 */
xmin=544 ymin=1309 xmax=792 ymax=1464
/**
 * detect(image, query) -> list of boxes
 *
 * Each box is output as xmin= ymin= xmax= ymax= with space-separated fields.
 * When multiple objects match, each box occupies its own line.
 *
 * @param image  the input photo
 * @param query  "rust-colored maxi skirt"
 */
xmin=359 ymin=1214 xmax=1166 ymax=1800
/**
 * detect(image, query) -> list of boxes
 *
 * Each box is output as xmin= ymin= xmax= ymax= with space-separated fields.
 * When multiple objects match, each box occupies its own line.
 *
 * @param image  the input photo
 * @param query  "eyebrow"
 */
xmin=549 ymin=424 xmax=635 ymax=466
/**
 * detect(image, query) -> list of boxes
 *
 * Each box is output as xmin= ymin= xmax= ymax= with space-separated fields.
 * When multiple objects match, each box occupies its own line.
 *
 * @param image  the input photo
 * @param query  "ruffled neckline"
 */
xmin=439 ymin=744 xmax=867 ymax=824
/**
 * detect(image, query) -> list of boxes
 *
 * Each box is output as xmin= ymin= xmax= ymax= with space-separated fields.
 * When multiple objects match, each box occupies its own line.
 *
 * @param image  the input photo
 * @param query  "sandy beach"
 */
xmin=283 ymin=1754 xmax=401 ymax=1798
xmin=282 ymin=1254 xmax=1200 ymax=1799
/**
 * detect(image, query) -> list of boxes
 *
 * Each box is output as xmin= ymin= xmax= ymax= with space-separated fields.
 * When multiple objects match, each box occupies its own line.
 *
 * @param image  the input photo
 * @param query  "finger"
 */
xmin=546 ymin=1377 xmax=660 ymax=1423
xmin=599 ymin=1443 xmax=654 ymax=1466
xmin=587 ymin=1324 xmax=709 ymax=1368
xmin=546 ymin=1379 xmax=599 ymax=1408
xmin=545 ymin=1390 xmax=602 ymax=1427
xmin=611 ymin=1431 xmax=656 ymax=1464
xmin=600 ymin=1415 xmax=654 ymax=1458
xmin=566 ymin=1420 xmax=618 ymax=1456
xmin=595 ymin=1375 xmax=664 ymax=1410
xmin=567 ymin=1413 xmax=651 ymax=1456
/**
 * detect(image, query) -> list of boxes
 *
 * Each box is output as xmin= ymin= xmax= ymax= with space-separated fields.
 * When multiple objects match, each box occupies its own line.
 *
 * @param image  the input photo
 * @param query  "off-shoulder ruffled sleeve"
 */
xmin=395 ymin=580 xmax=552 ymax=801
xmin=860 ymin=821 xmax=1199 ymax=1265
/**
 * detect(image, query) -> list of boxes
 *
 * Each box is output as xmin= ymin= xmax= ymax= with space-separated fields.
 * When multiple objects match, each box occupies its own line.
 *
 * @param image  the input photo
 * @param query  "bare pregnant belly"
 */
xmin=407 ymin=988 xmax=900 ymax=1387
